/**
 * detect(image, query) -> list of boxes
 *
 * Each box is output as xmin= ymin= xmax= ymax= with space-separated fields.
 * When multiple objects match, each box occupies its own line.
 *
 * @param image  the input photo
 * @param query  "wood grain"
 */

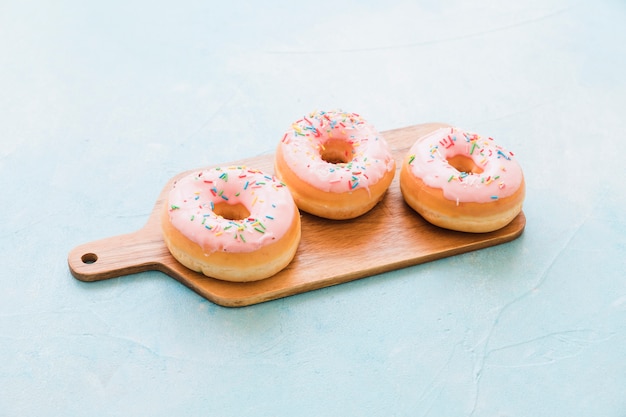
xmin=68 ymin=123 xmax=526 ymax=307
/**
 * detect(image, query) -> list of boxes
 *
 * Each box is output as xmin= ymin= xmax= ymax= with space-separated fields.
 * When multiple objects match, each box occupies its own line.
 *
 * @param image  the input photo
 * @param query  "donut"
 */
xmin=400 ymin=127 xmax=525 ymax=233
xmin=274 ymin=110 xmax=396 ymax=220
xmin=161 ymin=166 xmax=301 ymax=282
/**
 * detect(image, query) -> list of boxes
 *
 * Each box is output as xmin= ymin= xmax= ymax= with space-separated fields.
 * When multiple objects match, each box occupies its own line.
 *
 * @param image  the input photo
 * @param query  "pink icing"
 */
xmin=278 ymin=110 xmax=395 ymax=193
xmin=166 ymin=166 xmax=297 ymax=254
xmin=406 ymin=127 xmax=524 ymax=204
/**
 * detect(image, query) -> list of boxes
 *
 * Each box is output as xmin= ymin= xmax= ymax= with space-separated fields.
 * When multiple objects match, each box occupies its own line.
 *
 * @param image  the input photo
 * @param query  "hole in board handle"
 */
xmin=81 ymin=253 xmax=98 ymax=264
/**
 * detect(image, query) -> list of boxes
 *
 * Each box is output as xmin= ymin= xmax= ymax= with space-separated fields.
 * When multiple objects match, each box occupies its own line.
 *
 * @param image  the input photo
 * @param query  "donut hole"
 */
xmin=447 ymin=155 xmax=484 ymax=175
xmin=213 ymin=202 xmax=251 ymax=220
xmin=320 ymin=139 xmax=354 ymax=164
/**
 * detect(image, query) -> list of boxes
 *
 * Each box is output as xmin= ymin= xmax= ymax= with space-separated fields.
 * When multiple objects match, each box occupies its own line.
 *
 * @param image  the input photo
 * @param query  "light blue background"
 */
xmin=1 ymin=0 xmax=625 ymax=416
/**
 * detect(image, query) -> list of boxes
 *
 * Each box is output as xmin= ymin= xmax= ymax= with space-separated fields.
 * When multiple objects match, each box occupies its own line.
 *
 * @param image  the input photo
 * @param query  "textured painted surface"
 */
xmin=1 ymin=0 xmax=625 ymax=416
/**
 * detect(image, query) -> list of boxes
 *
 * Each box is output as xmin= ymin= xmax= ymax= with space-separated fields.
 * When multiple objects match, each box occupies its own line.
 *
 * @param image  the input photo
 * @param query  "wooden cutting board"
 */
xmin=68 ymin=123 xmax=526 ymax=307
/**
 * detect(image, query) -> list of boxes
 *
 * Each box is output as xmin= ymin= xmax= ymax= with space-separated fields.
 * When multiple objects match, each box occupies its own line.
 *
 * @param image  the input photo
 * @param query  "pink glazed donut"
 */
xmin=400 ymin=127 xmax=525 ymax=233
xmin=274 ymin=110 xmax=396 ymax=220
xmin=161 ymin=166 xmax=301 ymax=282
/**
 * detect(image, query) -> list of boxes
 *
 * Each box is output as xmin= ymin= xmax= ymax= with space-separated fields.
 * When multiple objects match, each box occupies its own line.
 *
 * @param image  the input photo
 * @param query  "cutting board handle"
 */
xmin=67 ymin=226 xmax=167 ymax=282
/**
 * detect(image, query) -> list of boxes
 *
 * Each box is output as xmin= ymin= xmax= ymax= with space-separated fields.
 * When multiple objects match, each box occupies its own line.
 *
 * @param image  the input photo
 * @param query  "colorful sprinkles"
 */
xmin=280 ymin=110 xmax=393 ymax=193
xmin=406 ymin=127 xmax=522 ymax=203
xmin=168 ymin=166 xmax=290 ymax=247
